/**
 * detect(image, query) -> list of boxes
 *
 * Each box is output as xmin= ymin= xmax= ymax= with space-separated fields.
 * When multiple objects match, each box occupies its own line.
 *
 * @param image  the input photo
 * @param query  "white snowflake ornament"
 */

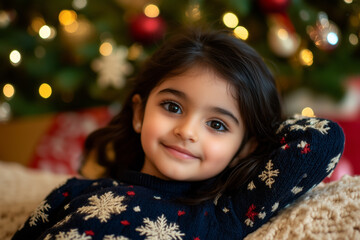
xmin=92 ymin=46 xmax=133 ymax=89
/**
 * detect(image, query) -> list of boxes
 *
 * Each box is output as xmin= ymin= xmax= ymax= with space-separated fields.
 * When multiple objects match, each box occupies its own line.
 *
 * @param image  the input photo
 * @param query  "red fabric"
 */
xmin=324 ymin=114 xmax=360 ymax=182
xmin=29 ymin=107 xmax=113 ymax=175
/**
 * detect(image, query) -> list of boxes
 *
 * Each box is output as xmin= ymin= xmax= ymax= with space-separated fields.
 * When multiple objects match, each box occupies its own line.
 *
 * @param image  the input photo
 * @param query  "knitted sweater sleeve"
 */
xmin=12 ymin=178 xmax=95 ymax=240
xmin=233 ymin=116 xmax=345 ymax=237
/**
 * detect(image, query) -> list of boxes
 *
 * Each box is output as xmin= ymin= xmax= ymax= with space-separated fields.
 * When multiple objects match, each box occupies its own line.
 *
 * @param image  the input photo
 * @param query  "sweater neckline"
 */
xmin=119 ymin=171 xmax=204 ymax=195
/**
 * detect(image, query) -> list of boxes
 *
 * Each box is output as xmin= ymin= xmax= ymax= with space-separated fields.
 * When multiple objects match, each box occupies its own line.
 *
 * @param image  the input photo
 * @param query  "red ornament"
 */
xmin=129 ymin=14 xmax=166 ymax=44
xmin=258 ymin=0 xmax=291 ymax=13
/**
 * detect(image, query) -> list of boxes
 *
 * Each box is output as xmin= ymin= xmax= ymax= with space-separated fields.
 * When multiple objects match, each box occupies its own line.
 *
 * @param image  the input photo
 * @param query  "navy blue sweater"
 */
xmin=12 ymin=116 xmax=345 ymax=240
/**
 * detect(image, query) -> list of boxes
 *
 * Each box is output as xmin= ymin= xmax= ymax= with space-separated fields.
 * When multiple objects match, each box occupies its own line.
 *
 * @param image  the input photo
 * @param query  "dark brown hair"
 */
xmin=83 ymin=27 xmax=283 ymax=203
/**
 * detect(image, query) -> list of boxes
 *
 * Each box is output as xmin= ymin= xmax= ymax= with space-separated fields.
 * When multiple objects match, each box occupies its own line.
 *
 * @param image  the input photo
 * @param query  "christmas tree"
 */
xmin=1 ymin=0 xmax=359 ymax=120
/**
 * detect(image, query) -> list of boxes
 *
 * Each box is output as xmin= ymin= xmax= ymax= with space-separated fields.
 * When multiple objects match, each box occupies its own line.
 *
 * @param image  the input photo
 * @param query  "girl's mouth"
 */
xmin=161 ymin=143 xmax=199 ymax=160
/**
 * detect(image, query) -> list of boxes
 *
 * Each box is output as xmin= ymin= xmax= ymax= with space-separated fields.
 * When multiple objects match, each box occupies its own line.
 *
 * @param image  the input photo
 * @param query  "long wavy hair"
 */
xmin=83 ymin=27 xmax=284 ymax=204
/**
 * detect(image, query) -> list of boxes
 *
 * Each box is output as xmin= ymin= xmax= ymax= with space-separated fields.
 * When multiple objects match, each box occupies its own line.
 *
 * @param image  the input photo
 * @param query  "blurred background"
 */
xmin=0 ymin=0 xmax=359 ymax=180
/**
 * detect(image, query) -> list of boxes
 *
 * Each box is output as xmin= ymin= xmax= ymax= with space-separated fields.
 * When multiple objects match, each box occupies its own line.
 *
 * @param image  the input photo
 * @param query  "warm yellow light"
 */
xmin=144 ymin=4 xmax=160 ymax=18
xmin=64 ymin=20 xmax=79 ymax=33
xmin=277 ymin=28 xmax=289 ymax=40
xmin=31 ymin=17 xmax=45 ymax=33
xmin=3 ymin=84 xmax=15 ymax=98
xmin=223 ymin=12 xmax=238 ymax=28
xmin=39 ymin=25 xmax=51 ymax=39
xmin=301 ymin=107 xmax=315 ymax=117
xmin=59 ymin=10 xmax=77 ymax=26
xmin=99 ymin=42 xmax=113 ymax=56
xmin=72 ymin=0 xmax=87 ymax=10
xmin=39 ymin=83 xmax=52 ymax=99
xmin=299 ymin=49 xmax=314 ymax=66
xmin=234 ymin=26 xmax=249 ymax=40
xmin=9 ymin=50 xmax=21 ymax=66
xmin=128 ymin=43 xmax=143 ymax=61
xmin=349 ymin=33 xmax=359 ymax=45
xmin=344 ymin=0 xmax=353 ymax=3
xmin=185 ymin=4 xmax=201 ymax=21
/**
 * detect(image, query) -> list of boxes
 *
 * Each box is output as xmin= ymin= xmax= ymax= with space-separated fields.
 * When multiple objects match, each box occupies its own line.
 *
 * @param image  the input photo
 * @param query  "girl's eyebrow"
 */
xmin=158 ymin=88 xmax=186 ymax=99
xmin=158 ymin=88 xmax=240 ymax=125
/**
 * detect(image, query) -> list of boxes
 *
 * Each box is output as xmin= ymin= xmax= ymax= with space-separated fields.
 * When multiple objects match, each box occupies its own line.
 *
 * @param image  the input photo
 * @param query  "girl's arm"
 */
xmin=233 ymin=115 xmax=345 ymax=236
xmin=12 ymin=178 xmax=94 ymax=239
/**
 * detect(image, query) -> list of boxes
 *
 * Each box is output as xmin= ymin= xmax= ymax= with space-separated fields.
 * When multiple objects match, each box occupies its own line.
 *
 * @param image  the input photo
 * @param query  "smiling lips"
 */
xmin=162 ymin=143 xmax=199 ymax=160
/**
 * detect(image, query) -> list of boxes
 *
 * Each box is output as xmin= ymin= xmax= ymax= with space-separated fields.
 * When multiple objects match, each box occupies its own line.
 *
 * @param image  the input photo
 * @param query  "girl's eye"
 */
xmin=162 ymin=102 xmax=182 ymax=114
xmin=207 ymin=120 xmax=228 ymax=132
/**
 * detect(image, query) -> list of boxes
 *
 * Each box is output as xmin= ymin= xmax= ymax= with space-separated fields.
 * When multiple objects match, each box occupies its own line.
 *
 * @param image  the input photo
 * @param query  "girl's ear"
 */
xmin=132 ymin=94 xmax=143 ymax=133
xmin=230 ymin=137 xmax=258 ymax=167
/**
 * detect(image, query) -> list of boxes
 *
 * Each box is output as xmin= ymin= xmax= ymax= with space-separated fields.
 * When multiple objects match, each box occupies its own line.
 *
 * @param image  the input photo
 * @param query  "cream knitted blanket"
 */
xmin=1 ymin=161 xmax=359 ymax=240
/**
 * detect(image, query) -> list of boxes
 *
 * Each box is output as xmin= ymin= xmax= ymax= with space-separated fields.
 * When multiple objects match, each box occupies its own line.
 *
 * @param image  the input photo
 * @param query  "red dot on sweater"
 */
xmin=178 ymin=210 xmax=186 ymax=216
xmin=127 ymin=191 xmax=135 ymax=196
xmin=62 ymin=192 xmax=69 ymax=197
xmin=121 ymin=220 xmax=130 ymax=226
xmin=204 ymin=211 xmax=208 ymax=216
xmin=194 ymin=237 xmax=200 ymax=240
xmin=85 ymin=230 xmax=94 ymax=236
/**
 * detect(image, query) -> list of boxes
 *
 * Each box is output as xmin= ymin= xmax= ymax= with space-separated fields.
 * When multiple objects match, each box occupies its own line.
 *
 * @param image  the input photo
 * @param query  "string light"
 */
xmin=64 ymin=21 xmax=79 ymax=33
xmin=59 ymin=10 xmax=77 ymax=26
xmin=349 ymin=33 xmax=359 ymax=45
xmin=301 ymin=107 xmax=315 ymax=117
xmin=9 ymin=50 xmax=21 ymax=66
xmin=223 ymin=12 xmax=238 ymax=29
xmin=72 ymin=0 xmax=87 ymax=10
xmin=299 ymin=49 xmax=314 ymax=66
xmin=31 ymin=17 xmax=45 ymax=33
xmin=39 ymin=83 xmax=52 ymax=99
xmin=0 ymin=10 xmax=11 ymax=28
xmin=34 ymin=46 xmax=46 ymax=58
xmin=185 ymin=3 xmax=201 ymax=21
xmin=233 ymin=26 xmax=249 ymax=40
xmin=144 ymin=4 xmax=160 ymax=18
xmin=344 ymin=0 xmax=353 ymax=3
xmin=3 ymin=84 xmax=15 ymax=98
xmin=39 ymin=25 xmax=51 ymax=39
xmin=99 ymin=41 xmax=113 ymax=56
xmin=327 ymin=32 xmax=339 ymax=45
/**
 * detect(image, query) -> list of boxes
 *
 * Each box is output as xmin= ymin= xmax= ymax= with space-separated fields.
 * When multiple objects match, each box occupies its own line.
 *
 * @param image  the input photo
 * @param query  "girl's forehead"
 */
xmin=151 ymin=66 xmax=240 ymax=109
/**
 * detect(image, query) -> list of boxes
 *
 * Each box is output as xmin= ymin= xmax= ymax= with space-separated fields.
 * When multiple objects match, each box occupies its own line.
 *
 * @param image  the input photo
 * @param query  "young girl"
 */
xmin=13 ymin=28 xmax=344 ymax=240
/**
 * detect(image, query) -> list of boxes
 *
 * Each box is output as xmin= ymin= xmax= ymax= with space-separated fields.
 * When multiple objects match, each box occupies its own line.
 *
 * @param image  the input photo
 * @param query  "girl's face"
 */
xmin=132 ymin=66 xmax=245 ymax=181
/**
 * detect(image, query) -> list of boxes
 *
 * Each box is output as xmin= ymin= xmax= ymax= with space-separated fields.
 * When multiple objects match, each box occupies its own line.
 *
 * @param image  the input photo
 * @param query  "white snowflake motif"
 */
xmin=92 ymin=46 xmax=133 ymax=89
xmin=213 ymin=193 xmax=222 ymax=206
xmin=258 ymin=212 xmax=266 ymax=219
xmin=135 ymin=214 xmax=185 ymax=240
xmin=271 ymin=202 xmax=279 ymax=212
xmin=29 ymin=200 xmax=51 ymax=226
xmin=133 ymin=206 xmax=141 ymax=212
xmin=77 ymin=191 xmax=127 ymax=223
xmin=44 ymin=234 xmax=52 ymax=240
xmin=258 ymin=160 xmax=280 ymax=188
xmin=222 ymin=207 xmax=230 ymax=213
xmin=291 ymin=186 xmax=303 ymax=195
xmin=103 ymin=234 xmax=129 ymax=240
xmin=326 ymin=153 xmax=341 ymax=177
xmin=290 ymin=119 xmax=330 ymax=134
xmin=54 ymin=215 xmax=72 ymax=228
xmin=55 ymin=229 xmax=92 ymax=240
xmin=244 ymin=218 xmax=254 ymax=227
xmin=247 ymin=181 xmax=256 ymax=190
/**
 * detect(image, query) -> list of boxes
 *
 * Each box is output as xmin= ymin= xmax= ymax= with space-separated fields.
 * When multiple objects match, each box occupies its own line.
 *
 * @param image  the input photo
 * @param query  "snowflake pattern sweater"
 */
xmin=12 ymin=116 xmax=345 ymax=240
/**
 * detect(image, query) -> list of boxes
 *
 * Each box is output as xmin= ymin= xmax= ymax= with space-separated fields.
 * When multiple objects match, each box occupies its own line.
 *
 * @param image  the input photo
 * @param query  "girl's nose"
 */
xmin=174 ymin=119 xmax=199 ymax=143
